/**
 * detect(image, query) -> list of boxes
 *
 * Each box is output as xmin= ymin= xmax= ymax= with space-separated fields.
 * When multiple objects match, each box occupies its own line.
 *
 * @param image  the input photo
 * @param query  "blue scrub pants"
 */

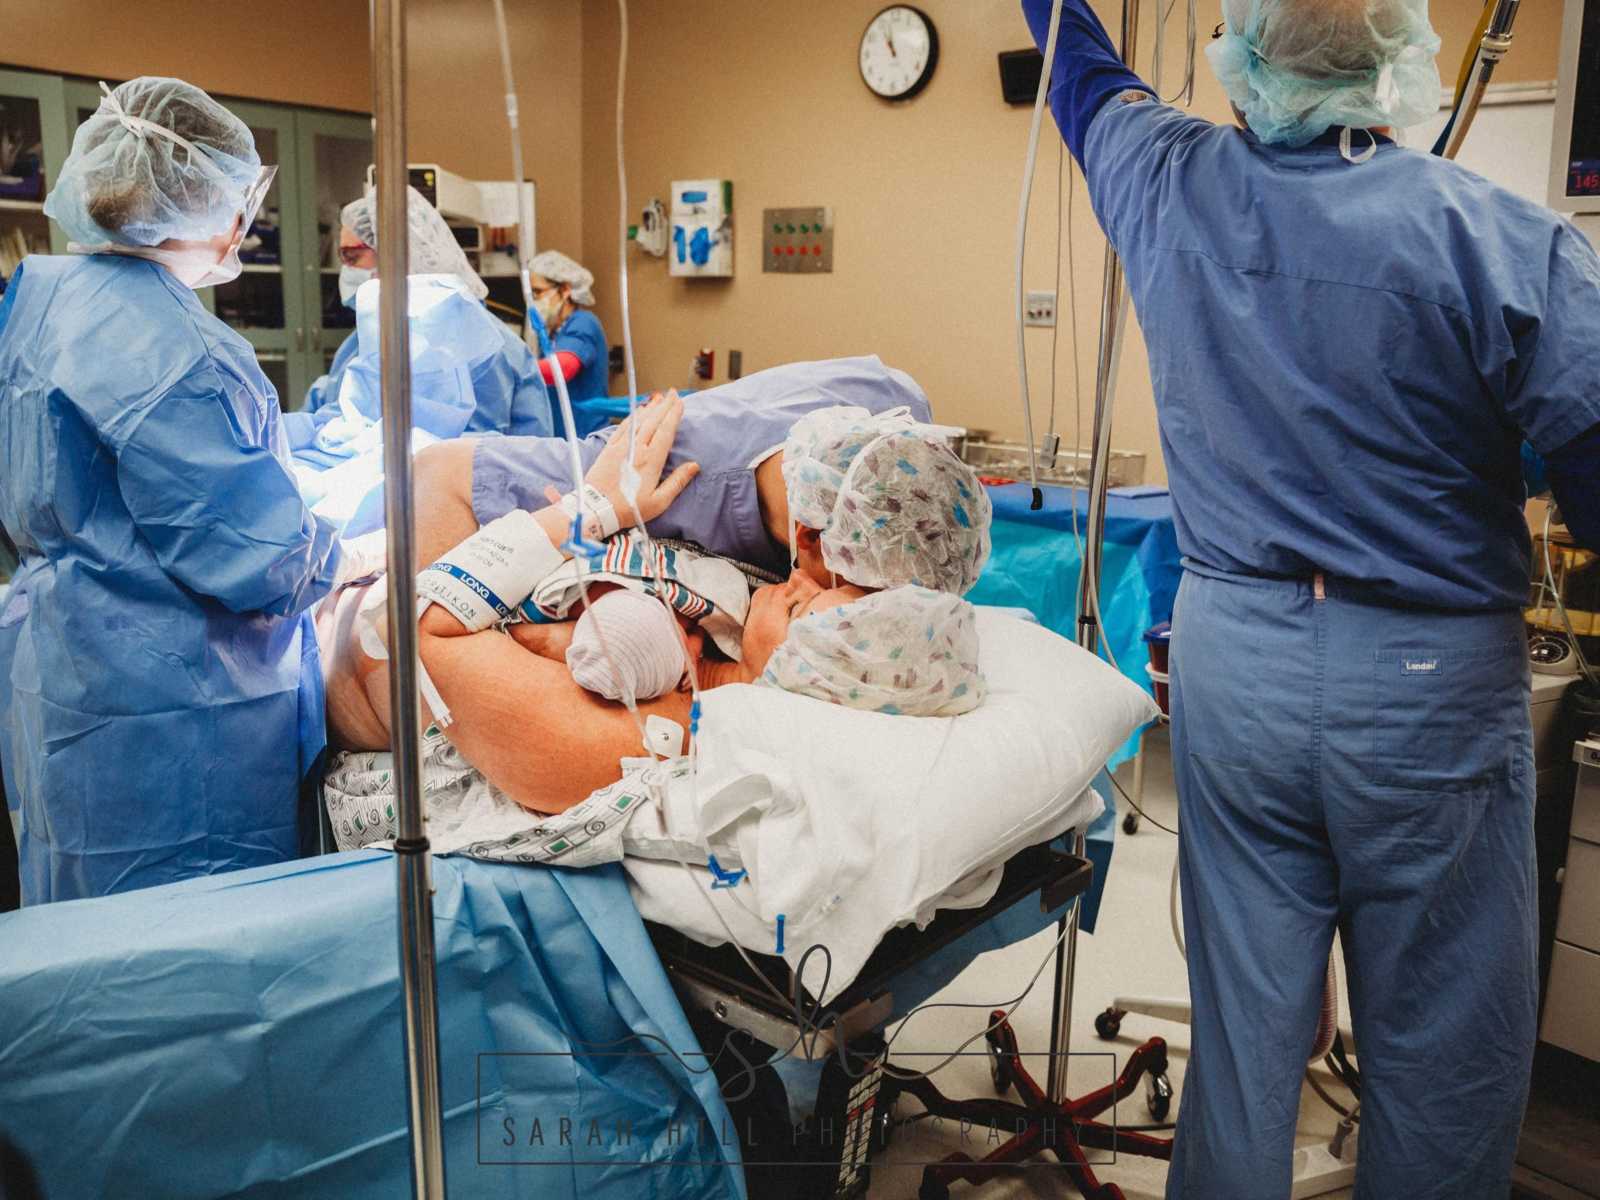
xmin=1165 ymin=566 xmax=1537 ymax=1200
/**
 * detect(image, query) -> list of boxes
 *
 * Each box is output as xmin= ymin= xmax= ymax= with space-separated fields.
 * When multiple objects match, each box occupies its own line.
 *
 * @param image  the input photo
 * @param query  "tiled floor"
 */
xmin=862 ymin=739 xmax=1358 ymax=1200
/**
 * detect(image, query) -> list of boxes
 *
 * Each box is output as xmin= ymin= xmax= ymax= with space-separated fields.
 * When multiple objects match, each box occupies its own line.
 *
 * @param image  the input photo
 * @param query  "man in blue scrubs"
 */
xmin=1022 ymin=1 xmax=1600 ymax=1196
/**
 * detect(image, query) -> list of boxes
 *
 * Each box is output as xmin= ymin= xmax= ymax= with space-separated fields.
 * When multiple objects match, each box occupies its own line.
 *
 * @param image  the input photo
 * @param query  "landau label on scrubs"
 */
xmin=1401 ymin=658 xmax=1442 ymax=675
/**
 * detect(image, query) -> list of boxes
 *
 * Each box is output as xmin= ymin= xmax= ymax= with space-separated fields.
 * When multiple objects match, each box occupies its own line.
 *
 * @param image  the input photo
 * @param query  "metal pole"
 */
xmin=1048 ymin=0 xmax=1141 ymax=1107
xmin=1442 ymin=0 xmax=1522 ymax=160
xmin=371 ymin=0 xmax=447 ymax=1193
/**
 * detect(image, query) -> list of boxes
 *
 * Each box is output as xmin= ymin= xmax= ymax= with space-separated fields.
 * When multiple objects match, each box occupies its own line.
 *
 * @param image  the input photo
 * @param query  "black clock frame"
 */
xmin=859 ymin=4 xmax=941 ymax=102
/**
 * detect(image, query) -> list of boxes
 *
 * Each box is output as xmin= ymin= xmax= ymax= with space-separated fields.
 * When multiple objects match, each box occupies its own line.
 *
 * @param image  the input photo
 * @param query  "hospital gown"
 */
xmin=1022 ymin=1 xmax=1600 ymax=1196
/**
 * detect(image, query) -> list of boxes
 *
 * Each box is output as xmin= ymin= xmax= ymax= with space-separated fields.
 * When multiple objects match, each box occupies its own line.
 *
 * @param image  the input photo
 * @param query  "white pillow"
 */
xmin=627 ymin=609 xmax=1158 ymax=1000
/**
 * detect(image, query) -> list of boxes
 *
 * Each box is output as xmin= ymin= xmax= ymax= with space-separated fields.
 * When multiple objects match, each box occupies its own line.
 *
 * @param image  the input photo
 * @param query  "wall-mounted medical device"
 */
xmin=633 ymin=197 xmax=668 ymax=257
xmin=669 ymin=179 xmax=734 ymax=277
xmin=1549 ymin=0 xmax=1600 ymax=214
xmin=763 ymin=206 xmax=834 ymax=273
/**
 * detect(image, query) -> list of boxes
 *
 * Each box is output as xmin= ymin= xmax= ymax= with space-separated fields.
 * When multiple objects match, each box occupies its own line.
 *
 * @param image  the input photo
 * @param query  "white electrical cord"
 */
xmin=615 ymin=0 xmax=640 ymax=404
xmin=1015 ymin=0 xmax=1069 ymax=507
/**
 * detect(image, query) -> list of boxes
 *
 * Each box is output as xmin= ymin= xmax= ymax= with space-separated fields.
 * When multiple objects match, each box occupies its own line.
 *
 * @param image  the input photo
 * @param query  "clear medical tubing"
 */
xmin=372 ymin=0 xmax=447 ymax=1192
xmin=1440 ymin=0 xmax=1522 ymax=160
xmin=616 ymin=0 xmax=640 ymax=403
xmin=490 ymin=0 xmax=538 ymax=332
xmin=1048 ymin=0 xmax=1143 ymax=1109
xmin=1014 ymin=0 xmax=1069 ymax=510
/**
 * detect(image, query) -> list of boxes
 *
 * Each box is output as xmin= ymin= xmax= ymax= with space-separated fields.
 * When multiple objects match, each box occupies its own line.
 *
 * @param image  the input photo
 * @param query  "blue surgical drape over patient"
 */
xmin=0 ymin=254 xmax=343 ymax=903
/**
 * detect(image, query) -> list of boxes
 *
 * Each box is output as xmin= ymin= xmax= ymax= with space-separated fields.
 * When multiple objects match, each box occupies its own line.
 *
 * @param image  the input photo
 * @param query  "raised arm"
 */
xmin=1020 ymin=0 xmax=1152 ymax=168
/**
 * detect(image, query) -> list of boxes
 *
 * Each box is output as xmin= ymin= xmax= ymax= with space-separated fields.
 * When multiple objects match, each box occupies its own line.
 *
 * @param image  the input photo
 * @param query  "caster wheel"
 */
xmin=1094 ymin=1008 xmax=1124 ymax=1040
xmin=1146 ymin=1072 xmax=1174 ymax=1122
xmin=986 ymin=1032 xmax=1013 ymax=1094
xmin=919 ymin=1176 xmax=951 ymax=1200
xmin=1123 ymin=811 xmax=1140 ymax=834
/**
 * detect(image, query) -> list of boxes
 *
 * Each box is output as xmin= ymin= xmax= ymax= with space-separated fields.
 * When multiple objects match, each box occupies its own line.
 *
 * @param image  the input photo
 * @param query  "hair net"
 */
xmin=1206 ymin=0 xmax=1442 ymax=149
xmin=528 ymin=249 xmax=596 ymax=306
xmin=567 ymin=589 xmax=688 ymax=703
xmin=340 ymin=186 xmax=488 ymax=300
xmin=758 ymin=586 xmax=985 ymax=717
xmin=783 ymin=406 xmax=992 ymax=594
xmin=45 ymin=77 xmax=262 ymax=247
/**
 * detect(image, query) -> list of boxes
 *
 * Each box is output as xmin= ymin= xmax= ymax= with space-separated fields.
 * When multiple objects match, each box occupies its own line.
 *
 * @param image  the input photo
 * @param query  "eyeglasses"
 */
xmin=528 ymin=281 xmax=564 ymax=298
xmin=337 ymin=244 xmax=373 ymax=267
xmin=237 ymin=164 xmax=278 ymax=234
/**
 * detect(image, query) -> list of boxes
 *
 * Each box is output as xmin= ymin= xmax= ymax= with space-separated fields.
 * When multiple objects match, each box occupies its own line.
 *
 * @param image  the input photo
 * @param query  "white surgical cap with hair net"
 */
xmin=45 ymin=76 xmax=262 ymax=248
xmin=782 ymin=406 xmax=992 ymax=595
xmin=758 ymin=586 xmax=985 ymax=717
xmin=528 ymin=249 xmax=596 ymax=307
xmin=340 ymin=186 xmax=488 ymax=301
xmin=1207 ymin=0 xmax=1441 ymax=149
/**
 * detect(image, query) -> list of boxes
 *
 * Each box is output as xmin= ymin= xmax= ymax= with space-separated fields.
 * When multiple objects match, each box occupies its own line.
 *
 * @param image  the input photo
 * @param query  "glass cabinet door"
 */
xmin=0 ymin=69 xmax=70 ymax=292
xmin=291 ymin=109 xmax=373 ymax=407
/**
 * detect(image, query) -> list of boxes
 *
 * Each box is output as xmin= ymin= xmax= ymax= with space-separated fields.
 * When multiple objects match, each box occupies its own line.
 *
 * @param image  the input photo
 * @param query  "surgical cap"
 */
xmin=1207 ymin=0 xmax=1441 ymax=148
xmin=340 ymin=186 xmax=488 ymax=300
xmin=528 ymin=249 xmax=596 ymax=307
xmin=45 ymin=77 xmax=261 ymax=247
xmin=783 ymin=406 xmax=992 ymax=595
xmin=758 ymin=586 xmax=985 ymax=718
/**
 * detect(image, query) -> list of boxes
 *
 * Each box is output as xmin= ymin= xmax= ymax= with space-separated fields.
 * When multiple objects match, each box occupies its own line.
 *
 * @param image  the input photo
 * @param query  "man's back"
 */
xmin=1085 ymin=99 xmax=1600 ymax=609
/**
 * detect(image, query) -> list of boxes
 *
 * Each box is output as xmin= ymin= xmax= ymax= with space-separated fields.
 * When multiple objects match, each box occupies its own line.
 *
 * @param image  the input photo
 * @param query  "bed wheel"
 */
xmin=1093 ymin=1007 xmax=1124 ymax=1040
xmin=1146 ymin=1071 xmax=1174 ymax=1122
xmin=1122 ymin=811 xmax=1140 ymax=834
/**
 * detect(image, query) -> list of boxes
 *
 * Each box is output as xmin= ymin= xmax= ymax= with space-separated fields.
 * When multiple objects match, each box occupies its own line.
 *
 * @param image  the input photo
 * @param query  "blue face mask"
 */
xmin=339 ymin=265 xmax=373 ymax=308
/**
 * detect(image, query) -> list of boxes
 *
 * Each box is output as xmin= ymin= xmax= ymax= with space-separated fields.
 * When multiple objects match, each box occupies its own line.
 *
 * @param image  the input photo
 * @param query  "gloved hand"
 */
xmin=333 ymin=528 xmax=389 ymax=590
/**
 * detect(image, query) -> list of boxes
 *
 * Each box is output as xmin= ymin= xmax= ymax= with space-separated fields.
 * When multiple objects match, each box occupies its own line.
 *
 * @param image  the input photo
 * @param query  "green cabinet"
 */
xmin=4 ymin=69 xmax=371 ymax=412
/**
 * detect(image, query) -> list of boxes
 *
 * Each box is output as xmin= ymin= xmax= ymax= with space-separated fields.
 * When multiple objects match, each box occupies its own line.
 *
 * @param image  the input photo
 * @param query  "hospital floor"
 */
xmin=867 ymin=734 xmax=1357 ymax=1200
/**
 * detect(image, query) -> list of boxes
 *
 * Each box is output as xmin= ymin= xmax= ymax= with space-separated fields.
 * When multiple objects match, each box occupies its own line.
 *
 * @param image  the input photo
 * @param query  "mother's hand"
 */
xmin=578 ymin=391 xmax=700 ymax=526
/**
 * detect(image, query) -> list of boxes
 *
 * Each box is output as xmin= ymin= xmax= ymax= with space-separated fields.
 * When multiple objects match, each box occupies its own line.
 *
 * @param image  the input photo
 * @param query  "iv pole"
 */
xmin=372 ymin=0 xmax=448 ymax=1192
xmin=1046 ymin=0 xmax=1141 ymax=1106
xmin=1441 ymin=0 xmax=1523 ymax=160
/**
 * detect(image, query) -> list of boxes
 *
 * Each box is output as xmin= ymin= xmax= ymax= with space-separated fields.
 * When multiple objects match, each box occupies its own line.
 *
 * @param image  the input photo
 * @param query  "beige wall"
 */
xmin=0 ymin=0 xmax=587 ymax=252
xmin=2 ymin=0 xmax=1570 ymax=480
xmin=577 ymin=0 xmax=1565 ymax=484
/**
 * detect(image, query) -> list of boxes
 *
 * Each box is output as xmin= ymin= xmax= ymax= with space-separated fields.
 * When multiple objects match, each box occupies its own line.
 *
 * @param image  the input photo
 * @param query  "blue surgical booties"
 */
xmin=0 ymin=255 xmax=342 ymax=904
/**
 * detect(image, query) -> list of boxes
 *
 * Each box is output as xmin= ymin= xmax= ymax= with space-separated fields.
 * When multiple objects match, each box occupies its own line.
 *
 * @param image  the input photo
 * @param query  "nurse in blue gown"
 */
xmin=0 ymin=77 xmax=370 ymax=904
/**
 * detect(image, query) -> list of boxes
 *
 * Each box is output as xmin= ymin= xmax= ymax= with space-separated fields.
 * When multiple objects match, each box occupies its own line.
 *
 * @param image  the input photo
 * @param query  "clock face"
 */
xmin=859 ymin=5 xmax=939 ymax=101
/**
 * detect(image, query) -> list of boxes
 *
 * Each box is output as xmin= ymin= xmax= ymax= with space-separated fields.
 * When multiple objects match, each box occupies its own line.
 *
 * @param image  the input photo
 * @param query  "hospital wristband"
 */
xmin=558 ymin=483 xmax=624 ymax=542
xmin=416 ymin=509 xmax=566 ymax=633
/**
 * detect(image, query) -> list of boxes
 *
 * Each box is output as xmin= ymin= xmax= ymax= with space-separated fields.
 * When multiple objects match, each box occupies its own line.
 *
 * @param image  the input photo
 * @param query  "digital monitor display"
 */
xmin=1567 ymin=0 xmax=1600 ymax=195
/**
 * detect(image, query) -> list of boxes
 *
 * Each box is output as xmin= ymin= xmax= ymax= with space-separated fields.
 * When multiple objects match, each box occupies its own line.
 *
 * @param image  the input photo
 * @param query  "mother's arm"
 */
xmin=419 ymin=604 xmax=692 ymax=813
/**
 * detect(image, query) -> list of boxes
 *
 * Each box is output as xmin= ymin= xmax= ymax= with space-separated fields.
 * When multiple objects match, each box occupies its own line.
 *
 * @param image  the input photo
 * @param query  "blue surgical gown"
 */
xmin=551 ymin=307 xmax=609 ymax=404
xmin=288 ymin=312 xmax=552 ymax=447
xmin=0 ymin=254 xmax=343 ymax=904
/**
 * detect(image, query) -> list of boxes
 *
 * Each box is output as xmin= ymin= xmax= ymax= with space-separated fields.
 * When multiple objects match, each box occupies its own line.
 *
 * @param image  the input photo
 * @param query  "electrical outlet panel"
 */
xmin=1024 ymin=291 xmax=1056 ymax=327
xmin=764 ymin=206 xmax=834 ymax=273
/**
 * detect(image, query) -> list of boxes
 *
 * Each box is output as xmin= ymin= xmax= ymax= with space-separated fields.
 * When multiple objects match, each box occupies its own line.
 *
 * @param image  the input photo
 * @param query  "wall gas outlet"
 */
xmin=1024 ymin=291 xmax=1057 ymax=327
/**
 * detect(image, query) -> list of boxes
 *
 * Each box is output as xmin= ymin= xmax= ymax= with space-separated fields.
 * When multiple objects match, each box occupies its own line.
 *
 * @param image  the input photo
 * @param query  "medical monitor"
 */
xmin=1550 ymin=0 xmax=1600 ymax=213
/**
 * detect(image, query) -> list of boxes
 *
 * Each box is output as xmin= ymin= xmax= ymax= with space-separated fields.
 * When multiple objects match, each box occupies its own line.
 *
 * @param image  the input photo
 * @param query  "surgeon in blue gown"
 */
xmin=1022 ymin=1 xmax=1600 ymax=1197
xmin=283 ymin=186 xmax=552 ymax=447
xmin=0 ymin=77 xmax=372 ymax=904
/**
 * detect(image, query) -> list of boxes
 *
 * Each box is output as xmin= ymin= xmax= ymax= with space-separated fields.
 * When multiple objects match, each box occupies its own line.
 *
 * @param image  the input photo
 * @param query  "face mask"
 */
xmin=340 ymin=265 xmax=374 ymax=307
xmin=535 ymin=291 xmax=565 ymax=329
xmin=70 ymin=238 xmax=242 ymax=290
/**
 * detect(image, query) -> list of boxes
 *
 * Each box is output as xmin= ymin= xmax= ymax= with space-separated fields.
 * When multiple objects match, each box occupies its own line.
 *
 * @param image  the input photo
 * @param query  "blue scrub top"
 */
xmin=552 ymin=307 xmax=609 ymax=404
xmin=1081 ymin=101 xmax=1600 ymax=610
